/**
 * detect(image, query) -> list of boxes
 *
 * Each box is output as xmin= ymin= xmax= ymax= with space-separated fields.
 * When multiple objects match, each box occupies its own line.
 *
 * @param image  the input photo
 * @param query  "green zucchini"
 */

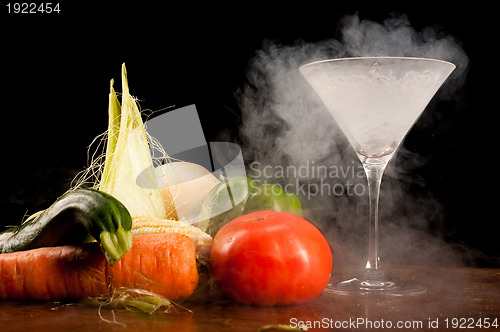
xmin=0 ymin=188 xmax=133 ymax=266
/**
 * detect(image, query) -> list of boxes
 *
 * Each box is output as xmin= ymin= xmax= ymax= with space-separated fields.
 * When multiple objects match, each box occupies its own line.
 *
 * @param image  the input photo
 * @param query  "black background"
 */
xmin=0 ymin=3 xmax=497 ymax=266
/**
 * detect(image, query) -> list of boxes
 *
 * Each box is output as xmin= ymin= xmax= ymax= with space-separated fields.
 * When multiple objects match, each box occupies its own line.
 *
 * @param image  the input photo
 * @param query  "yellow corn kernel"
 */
xmin=131 ymin=216 xmax=212 ymax=257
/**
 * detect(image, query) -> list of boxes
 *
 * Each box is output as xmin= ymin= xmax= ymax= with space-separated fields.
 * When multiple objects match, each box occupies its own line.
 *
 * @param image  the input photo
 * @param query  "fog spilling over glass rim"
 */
xmin=298 ymin=54 xmax=457 ymax=295
xmin=299 ymin=56 xmax=456 ymax=71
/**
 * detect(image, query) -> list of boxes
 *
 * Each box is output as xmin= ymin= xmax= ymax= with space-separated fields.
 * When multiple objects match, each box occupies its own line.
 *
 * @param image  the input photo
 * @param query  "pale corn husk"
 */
xmin=97 ymin=64 xmax=175 ymax=219
xmin=60 ymin=64 xmax=217 ymax=317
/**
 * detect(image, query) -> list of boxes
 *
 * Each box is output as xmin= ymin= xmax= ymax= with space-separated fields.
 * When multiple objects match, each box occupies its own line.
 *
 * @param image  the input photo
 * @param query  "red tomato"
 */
xmin=210 ymin=210 xmax=332 ymax=306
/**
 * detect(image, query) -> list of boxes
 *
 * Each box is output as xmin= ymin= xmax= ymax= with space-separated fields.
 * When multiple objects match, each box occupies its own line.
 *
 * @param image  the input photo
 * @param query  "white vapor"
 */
xmin=236 ymin=13 xmax=475 ymax=267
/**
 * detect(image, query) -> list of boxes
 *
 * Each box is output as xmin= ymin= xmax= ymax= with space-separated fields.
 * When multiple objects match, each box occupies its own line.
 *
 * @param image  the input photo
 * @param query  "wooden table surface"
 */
xmin=1 ymin=265 xmax=499 ymax=331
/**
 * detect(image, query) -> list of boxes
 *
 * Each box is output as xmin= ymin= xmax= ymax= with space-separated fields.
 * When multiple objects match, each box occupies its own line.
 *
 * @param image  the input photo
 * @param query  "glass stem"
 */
xmin=362 ymin=158 xmax=388 ymax=275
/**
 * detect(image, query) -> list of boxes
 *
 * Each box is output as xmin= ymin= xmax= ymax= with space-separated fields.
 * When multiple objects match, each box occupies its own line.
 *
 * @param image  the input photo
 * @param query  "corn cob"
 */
xmin=131 ymin=216 xmax=212 ymax=258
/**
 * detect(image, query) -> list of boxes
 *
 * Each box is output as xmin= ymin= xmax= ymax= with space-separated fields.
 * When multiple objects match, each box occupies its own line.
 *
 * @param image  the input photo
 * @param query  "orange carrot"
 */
xmin=0 ymin=233 xmax=199 ymax=301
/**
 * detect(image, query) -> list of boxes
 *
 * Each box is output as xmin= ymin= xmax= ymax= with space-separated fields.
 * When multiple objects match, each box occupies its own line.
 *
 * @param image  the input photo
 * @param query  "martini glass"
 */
xmin=300 ymin=57 xmax=455 ymax=296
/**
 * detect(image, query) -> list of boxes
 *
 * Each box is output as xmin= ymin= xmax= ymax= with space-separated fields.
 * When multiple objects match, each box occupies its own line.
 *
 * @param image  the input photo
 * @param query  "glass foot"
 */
xmin=328 ymin=271 xmax=427 ymax=297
